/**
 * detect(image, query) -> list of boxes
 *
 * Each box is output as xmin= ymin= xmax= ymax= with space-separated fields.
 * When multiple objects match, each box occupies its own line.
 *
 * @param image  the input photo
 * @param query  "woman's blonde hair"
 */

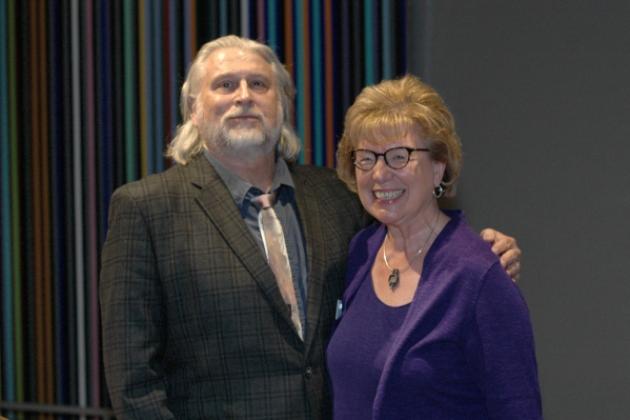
xmin=166 ymin=35 xmax=300 ymax=164
xmin=336 ymin=75 xmax=462 ymax=196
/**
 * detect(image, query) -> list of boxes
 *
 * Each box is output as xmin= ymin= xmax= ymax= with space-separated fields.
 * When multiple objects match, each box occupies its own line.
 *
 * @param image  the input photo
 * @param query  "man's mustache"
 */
xmin=224 ymin=111 xmax=263 ymax=121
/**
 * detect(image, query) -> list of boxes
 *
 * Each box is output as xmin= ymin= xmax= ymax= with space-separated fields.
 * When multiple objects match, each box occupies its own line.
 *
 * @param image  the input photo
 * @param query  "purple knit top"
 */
xmin=327 ymin=271 xmax=409 ymax=419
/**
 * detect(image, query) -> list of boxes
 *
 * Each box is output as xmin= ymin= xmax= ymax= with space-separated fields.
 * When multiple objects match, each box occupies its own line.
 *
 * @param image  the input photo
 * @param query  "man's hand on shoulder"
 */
xmin=480 ymin=228 xmax=521 ymax=282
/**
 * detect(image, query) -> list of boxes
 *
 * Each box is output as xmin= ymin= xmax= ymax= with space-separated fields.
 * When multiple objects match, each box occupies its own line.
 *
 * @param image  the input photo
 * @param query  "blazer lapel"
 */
xmin=185 ymin=156 xmax=302 ymax=341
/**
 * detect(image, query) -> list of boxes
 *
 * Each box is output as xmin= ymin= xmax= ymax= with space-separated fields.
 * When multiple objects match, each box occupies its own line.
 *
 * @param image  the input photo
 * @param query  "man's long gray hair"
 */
xmin=165 ymin=35 xmax=301 ymax=164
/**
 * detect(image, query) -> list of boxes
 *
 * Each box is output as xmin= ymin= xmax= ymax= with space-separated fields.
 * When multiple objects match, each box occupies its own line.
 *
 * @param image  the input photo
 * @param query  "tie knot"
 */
xmin=254 ymin=192 xmax=275 ymax=209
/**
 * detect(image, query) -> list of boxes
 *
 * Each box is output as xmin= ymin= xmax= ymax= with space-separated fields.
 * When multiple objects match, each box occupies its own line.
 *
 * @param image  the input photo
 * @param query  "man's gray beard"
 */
xmin=203 ymin=123 xmax=282 ymax=161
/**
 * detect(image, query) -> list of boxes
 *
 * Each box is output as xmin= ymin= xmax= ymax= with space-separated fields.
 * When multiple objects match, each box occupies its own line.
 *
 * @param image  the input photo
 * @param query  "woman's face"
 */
xmin=354 ymin=128 xmax=445 ymax=230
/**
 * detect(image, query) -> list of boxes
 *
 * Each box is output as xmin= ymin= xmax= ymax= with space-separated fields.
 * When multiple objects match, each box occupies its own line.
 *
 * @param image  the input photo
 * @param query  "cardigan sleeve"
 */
xmin=465 ymin=262 xmax=543 ymax=419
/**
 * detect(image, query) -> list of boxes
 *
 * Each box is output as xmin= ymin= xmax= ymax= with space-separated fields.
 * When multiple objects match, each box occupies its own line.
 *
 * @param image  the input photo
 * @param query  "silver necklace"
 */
xmin=383 ymin=213 xmax=439 ymax=291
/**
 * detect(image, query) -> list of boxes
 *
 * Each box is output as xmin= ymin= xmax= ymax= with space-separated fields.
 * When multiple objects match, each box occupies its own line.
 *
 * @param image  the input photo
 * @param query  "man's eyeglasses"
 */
xmin=352 ymin=147 xmax=430 ymax=171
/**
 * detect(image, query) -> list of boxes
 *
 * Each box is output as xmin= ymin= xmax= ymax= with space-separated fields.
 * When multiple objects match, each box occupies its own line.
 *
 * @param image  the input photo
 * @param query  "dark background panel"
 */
xmin=409 ymin=1 xmax=630 ymax=419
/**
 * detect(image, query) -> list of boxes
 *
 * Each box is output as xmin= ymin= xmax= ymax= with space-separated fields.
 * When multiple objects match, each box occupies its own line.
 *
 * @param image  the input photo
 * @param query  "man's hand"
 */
xmin=480 ymin=228 xmax=521 ymax=282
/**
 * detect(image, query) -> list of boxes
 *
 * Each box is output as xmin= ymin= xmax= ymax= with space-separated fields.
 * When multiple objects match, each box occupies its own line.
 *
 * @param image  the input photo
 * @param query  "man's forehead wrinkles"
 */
xmin=210 ymin=70 xmax=271 ymax=80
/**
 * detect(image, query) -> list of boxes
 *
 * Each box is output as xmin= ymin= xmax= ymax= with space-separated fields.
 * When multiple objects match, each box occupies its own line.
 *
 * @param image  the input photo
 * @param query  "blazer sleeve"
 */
xmin=99 ymin=185 xmax=175 ymax=419
xmin=464 ymin=262 xmax=543 ymax=420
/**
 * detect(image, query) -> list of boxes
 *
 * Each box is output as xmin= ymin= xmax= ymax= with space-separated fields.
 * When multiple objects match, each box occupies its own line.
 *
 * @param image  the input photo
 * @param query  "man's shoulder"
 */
xmin=291 ymin=163 xmax=359 ymax=203
xmin=289 ymin=163 xmax=337 ymax=180
xmin=289 ymin=163 xmax=348 ymax=191
xmin=291 ymin=164 xmax=368 ymax=233
xmin=111 ymin=162 xmax=194 ymax=202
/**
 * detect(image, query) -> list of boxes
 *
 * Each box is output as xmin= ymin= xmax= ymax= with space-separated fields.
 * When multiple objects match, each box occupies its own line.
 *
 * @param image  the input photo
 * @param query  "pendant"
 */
xmin=388 ymin=269 xmax=400 ymax=290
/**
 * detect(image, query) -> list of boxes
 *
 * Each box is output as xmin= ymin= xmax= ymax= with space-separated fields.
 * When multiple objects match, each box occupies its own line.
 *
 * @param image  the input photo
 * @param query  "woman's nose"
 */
xmin=371 ymin=156 xmax=391 ymax=179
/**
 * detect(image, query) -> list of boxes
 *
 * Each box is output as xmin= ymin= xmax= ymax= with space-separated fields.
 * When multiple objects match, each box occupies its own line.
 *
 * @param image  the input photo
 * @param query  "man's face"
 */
xmin=193 ymin=47 xmax=283 ymax=159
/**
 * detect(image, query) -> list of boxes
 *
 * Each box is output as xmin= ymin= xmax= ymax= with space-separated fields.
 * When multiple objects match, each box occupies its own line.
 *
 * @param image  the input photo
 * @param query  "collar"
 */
xmin=204 ymin=149 xmax=295 ymax=207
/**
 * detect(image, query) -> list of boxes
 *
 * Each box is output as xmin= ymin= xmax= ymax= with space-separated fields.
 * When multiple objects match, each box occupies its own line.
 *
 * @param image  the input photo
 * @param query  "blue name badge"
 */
xmin=334 ymin=299 xmax=343 ymax=320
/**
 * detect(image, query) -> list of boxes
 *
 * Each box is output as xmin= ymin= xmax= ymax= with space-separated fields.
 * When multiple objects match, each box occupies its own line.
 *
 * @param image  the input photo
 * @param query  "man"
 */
xmin=100 ymin=35 xmax=521 ymax=419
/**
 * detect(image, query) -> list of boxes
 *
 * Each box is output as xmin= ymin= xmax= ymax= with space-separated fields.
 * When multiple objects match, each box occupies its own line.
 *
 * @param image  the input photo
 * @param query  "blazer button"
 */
xmin=304 ymin=366 xmax=313 ymax=379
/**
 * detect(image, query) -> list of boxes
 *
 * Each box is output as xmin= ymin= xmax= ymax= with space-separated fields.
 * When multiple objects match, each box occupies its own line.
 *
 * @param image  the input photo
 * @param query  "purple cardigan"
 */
xmin=329 ymin=210 xmax=542 ymax=419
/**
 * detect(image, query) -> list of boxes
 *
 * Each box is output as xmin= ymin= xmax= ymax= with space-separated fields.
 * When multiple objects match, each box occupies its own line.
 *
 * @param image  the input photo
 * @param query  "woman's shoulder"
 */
xmin=427 ymin=210 xmax=505 ymax=290
xmin=440 ymin=211 xmax=499 ymax=264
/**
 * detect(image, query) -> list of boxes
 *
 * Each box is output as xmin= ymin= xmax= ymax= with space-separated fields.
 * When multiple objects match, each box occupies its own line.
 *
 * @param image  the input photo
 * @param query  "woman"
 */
xmin=327 ymin=75 xmax=542 ymax=419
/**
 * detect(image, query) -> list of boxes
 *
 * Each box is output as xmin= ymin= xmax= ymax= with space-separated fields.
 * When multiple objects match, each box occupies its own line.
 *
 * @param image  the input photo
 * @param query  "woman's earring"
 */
xmin=433 ymin=183 xmax=446 ymax=198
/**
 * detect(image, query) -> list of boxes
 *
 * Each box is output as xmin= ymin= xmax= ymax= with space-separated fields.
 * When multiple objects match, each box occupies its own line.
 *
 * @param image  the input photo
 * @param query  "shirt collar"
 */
xmin=204 ymin=149 xmax=295 ymax=208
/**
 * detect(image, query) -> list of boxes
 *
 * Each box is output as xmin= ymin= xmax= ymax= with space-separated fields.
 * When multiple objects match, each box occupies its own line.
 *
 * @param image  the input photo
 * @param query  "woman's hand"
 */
xmin=480 ymin=229 xmax=521 ymax=281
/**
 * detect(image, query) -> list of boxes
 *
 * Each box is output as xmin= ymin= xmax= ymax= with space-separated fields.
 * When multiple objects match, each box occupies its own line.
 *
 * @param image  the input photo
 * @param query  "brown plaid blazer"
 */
xmin=100 ymin=155 xmax=364 ymax=419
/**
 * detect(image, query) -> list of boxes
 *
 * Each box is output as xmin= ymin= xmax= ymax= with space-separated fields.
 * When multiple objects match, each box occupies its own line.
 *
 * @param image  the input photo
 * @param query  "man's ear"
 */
xmin=189 ymin=96 xmax=200 ymax=126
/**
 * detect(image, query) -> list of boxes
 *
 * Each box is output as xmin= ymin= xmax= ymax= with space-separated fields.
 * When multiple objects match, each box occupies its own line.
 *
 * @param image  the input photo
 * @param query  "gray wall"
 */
xmin=409 ymin=1 xmax=630 ymax=418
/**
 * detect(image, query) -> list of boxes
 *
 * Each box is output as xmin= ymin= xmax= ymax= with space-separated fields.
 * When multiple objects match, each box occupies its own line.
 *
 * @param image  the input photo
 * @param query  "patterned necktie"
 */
xmin=255 ymin=192 xmax=303 ymax=340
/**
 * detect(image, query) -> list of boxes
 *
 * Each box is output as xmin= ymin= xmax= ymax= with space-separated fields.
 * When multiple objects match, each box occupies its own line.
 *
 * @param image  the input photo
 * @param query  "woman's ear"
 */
xmin=432 ymin=160 xmax=447 ymax=187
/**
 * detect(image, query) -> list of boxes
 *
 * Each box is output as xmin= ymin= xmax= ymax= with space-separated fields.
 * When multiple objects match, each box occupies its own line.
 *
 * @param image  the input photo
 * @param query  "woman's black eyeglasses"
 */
xmin=352 ymin=147 xmax=430 ymax=171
